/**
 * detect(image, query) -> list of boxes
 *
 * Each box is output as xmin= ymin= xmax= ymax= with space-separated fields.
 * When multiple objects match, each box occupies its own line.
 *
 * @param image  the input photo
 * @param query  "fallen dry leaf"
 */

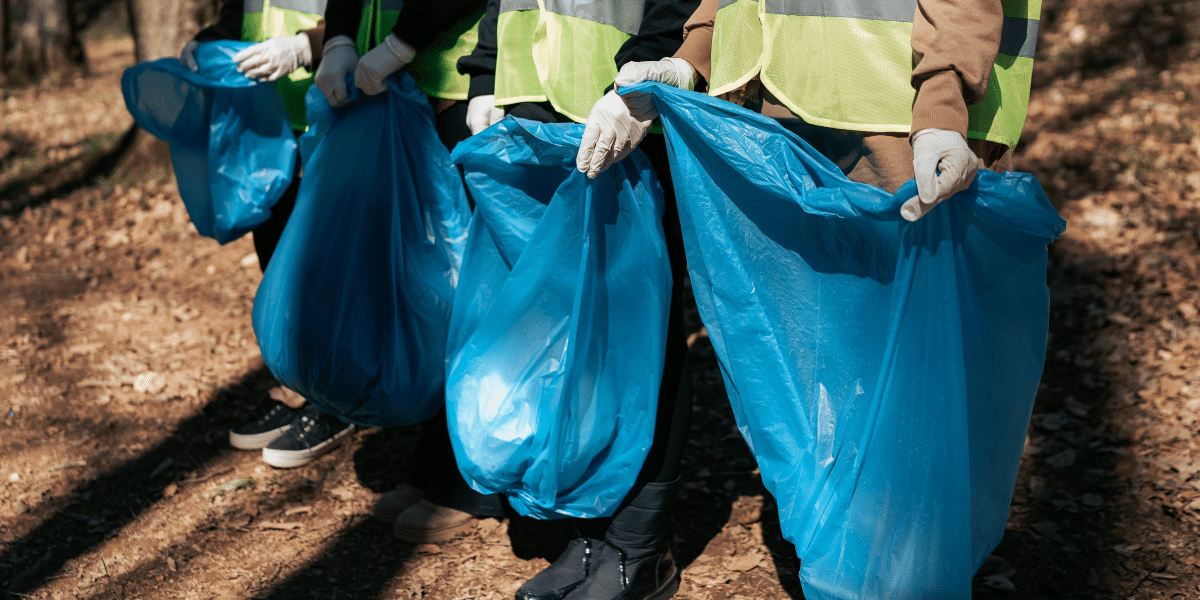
xmin=726 ymin=554 xmax=763 ymax=572
xmin=329 ymin=487 xmax=356 ymax=502
xmin=259 ymin=522 xmax=303 ymax=531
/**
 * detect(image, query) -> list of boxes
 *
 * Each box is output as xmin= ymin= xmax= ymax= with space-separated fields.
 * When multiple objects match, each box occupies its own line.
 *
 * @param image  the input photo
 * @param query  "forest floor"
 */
xmin=4 ymin=0 xmax=1200 ymax=598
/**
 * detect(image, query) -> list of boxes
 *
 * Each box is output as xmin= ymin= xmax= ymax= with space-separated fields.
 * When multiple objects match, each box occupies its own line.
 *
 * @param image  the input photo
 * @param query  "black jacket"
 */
xmin=323 ymin=0 xmax=488 ymax=51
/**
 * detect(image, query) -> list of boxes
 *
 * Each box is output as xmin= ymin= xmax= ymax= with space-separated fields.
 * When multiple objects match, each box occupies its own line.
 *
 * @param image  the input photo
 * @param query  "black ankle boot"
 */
xmin=515 ymin=537 xmax=600 ymax=600
xmin=562 ymin=478 xmax=682 ymax=600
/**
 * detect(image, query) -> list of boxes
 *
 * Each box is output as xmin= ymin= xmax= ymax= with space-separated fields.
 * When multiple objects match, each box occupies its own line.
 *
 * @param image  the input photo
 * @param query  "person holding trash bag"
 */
xmin=177 ymin=0 xmax=362 ymax=470
xmin=311 ymin=0 xmax=505 ymax=545
xmin=577 ymin=0 xmax=1032 ymax=203
xmin=576 ymin=0 xmax=1052 ymax=598
xmin=452 ymin=1 xmax=699 ymax=599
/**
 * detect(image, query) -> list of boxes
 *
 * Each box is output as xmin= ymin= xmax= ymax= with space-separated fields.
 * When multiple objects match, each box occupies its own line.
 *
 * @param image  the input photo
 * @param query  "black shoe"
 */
xmin=229 ymin=400 xmax=300 ymax=450
xmin=559 ymin=478 xmax=682 ymax=600
xmin=515 ymin=537 xmax=598 ymax=600
xmin=561 ymin=542 xmax=679 ymax=600
xmin=262 ymin=405 xmax=354 ymax=468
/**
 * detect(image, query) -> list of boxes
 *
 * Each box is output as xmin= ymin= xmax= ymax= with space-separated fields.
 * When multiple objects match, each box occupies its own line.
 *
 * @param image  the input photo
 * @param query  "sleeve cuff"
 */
xmin=911 ymin=70 xmax=969 ymax=139
xmin=469 ymin=74 xmax=496 ymax=99
xmin=673 ymin=27 xmax=713 ymax=91
xmin=302 ymin=25 xmax=324 ymax=68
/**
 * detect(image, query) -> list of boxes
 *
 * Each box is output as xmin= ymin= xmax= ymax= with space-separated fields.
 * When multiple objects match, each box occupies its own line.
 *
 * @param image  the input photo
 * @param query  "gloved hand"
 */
xmin=314 ymin=35 xmax=358 ymax=107
xmin=901 ymin=128 xmax=978 ymax=222
xmin=576 ymin=90 xmax=653 ymax=178
xmin=233 ymin=34 xmax=312 ymax=82
xmin=180 ymin=40 xmax=200 ymax=72
xmin=354 ymin=34 xmax=416 ymax=96
xmin=466 ymin=95 xmax=505 ymax=135
xmin=613 ymin=57 xmax=695 ymax=119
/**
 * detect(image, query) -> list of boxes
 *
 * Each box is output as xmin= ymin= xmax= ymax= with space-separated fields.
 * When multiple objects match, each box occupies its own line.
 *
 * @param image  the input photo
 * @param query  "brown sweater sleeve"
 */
xmin=672 ymin=0 xmax=718 ymax=87
xmin=910 ymin=0 xmax=1003 ymax=138
xmin=300 ymin=21 xmax=326 ymax=69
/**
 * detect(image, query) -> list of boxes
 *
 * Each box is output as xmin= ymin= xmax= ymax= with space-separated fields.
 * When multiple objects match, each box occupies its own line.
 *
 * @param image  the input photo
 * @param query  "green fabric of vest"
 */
xmin=494 ymin=0 xmax=639 ymax=124
xmin=242 ymin=0 xmax=327 ymax=130
xmin=355 ymin=0 xmax=482 ymax=100
xmin=709 ymin=0 xmax=1040 ymax=148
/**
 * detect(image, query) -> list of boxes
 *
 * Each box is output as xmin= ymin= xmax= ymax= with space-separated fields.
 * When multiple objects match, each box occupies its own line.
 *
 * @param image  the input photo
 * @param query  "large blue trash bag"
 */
xmin=296 ymin=75 xmax=340 ymax=168
xmin=446 ymin=118 xmax=672 ymax=519
xmin=120 ymin=41 xmax=296 ymax=244
xmin=252 ymin=74 xmax=470 ymax=427
xmin=626 ymin=82 xmax=1066 ymax=600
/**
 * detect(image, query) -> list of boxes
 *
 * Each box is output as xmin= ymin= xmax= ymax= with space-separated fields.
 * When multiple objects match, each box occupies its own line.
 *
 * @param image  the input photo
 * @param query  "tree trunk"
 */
xmin=8 ymin=0 xmax=77 ymax=79
xmin=125 ymin=0 xmax=204 ymax=62
xmin=114 ymin=0 xmax=212 ymax=184
xmin=0 ymin=0 xmax=8 ymax=84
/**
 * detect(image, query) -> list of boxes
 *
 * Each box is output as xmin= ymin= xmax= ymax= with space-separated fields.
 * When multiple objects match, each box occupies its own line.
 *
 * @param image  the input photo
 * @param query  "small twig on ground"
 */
xmin=49 ymin=460 xmax=88 ymax=471
xmin=484 ymin=563 xmax=526 ymax=577
xmin=100 ymin=557 xmax=126 ymax=599
xmin=182 ymin=467 xmax=234 ymax=485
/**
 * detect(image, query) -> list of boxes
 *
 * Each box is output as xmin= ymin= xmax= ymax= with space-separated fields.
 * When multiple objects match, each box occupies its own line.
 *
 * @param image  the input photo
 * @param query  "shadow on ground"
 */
xmin=1 ymin=367 xmax=277 ymax=596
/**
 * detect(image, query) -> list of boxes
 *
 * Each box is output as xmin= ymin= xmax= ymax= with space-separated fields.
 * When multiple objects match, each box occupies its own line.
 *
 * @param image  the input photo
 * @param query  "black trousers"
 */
xmin=250 ymin=131 xmax=302 ymax=272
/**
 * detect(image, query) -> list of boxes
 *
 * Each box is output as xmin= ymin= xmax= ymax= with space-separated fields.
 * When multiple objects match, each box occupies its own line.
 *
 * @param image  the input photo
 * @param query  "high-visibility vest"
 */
xmin=356 ymin=0 xmax=482 ymax=100
xmin=494 ymin=0 xmax=643 ymax=123
xmin=709 ymin=0 xmax=1040 ymax=148
xmin=242 ymin=0 xmax=328 ymax=131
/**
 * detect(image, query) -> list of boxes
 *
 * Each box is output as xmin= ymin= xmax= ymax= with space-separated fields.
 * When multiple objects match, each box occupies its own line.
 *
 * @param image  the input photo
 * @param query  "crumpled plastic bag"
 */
xmin=626 ymin=82 xmax=1066 ymax=600
xmin=446 ymin=118 xmax=671 ymax=519
xmin=253 ymin=74 xmax=470 ymax=427
xmin=120 ymin=41 xmax=295 ymax=243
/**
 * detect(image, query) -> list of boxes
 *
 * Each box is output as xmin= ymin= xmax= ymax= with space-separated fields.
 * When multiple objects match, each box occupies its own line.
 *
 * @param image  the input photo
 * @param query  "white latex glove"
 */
xmin=233 ymin=34 xmax=312 ymax=82
xmin=901 ymin=128 xmax=978 ymax=222
xmin=466 ymin=95 xmax=505 ymax=135
xmin=576 ymin=90 xmax=653 ymax=179
xmin=613 ymin=57 xmax=695 ymax=119
xmin=180 ymin=40 xmax=200 ymax=72
xmin=314 ymin=35 xmax=358 ymax=107
xmin=354 ymin=34 xmax=416 ymax=96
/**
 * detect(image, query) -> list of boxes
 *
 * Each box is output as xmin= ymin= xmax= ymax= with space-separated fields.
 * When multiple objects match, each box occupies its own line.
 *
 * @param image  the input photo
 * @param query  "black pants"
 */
xmin=412 ymin=101 xmax=505 ymax=517
xmin=251 ymin=132 xmax=302 ymax=271
xmin=507 ymin=102 xmax=693 ymax=517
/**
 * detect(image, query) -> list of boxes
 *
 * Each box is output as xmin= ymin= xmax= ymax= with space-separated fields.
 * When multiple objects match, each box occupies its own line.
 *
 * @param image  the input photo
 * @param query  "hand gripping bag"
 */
xmin=447 ymin=119 xmax=672 ymax=519
xmin=627 ymin=83 xmax=1066 ymax=600
xmin=120 ymin=41 xmax=296 ymax=243
xmin=252 ymin=75 xmax=470 ymax=427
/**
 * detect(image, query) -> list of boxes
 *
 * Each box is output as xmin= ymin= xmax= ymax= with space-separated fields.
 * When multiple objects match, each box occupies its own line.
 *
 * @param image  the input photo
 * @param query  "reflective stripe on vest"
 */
xmin=495 ymin=0 xmax=642 ymax=123
xmin=356 ymin=0 xmax=482 ymax=100
xmin=243 ymin=0 xmax=327 ymax=131
xmin=709 ymin=0 xmax=1040 ymax=148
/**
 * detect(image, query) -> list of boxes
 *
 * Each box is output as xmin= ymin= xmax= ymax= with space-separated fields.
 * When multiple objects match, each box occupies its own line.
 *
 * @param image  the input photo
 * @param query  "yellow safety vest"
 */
xmin=494 ymin=0 xmax=642 ymax=123
xmin=709 ymin=0 xmax=1040 ymax=148
xmin=356 ymin=0 xmax=482 ymax=100
xmin=242 ymin=0 xmax=328 ymax=131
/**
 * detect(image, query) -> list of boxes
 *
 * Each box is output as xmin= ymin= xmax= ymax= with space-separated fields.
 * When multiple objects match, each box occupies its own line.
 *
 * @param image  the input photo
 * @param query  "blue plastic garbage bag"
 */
xmin=296 ymin=76 xmax=338 ymax=168
xmin=252 ymin=74 xmax=470 ymax=427
xmin=626 ymin=82 xmax=1066 ymax=600
xmin=120 ymin=41 xmax=296 ymax=244
xmin=447 ymin=118 xmax=672 ymax=519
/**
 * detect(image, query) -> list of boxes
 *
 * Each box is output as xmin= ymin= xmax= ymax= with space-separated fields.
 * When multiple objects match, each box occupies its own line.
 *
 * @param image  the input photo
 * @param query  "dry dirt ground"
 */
xmin=3 ymin=0 xmax=1200 ymax=598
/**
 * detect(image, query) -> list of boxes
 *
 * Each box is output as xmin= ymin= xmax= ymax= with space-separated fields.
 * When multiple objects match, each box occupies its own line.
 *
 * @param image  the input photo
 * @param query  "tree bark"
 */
xmin=0 ymin=0 xmax=8 ymax=84
xmin=8 ymin=0 xmax=77 ymax=79
xmin=114 ymin=0 xmax=213 ymax=183
xmin=125 ymin=0 xmax=205 ymax=62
